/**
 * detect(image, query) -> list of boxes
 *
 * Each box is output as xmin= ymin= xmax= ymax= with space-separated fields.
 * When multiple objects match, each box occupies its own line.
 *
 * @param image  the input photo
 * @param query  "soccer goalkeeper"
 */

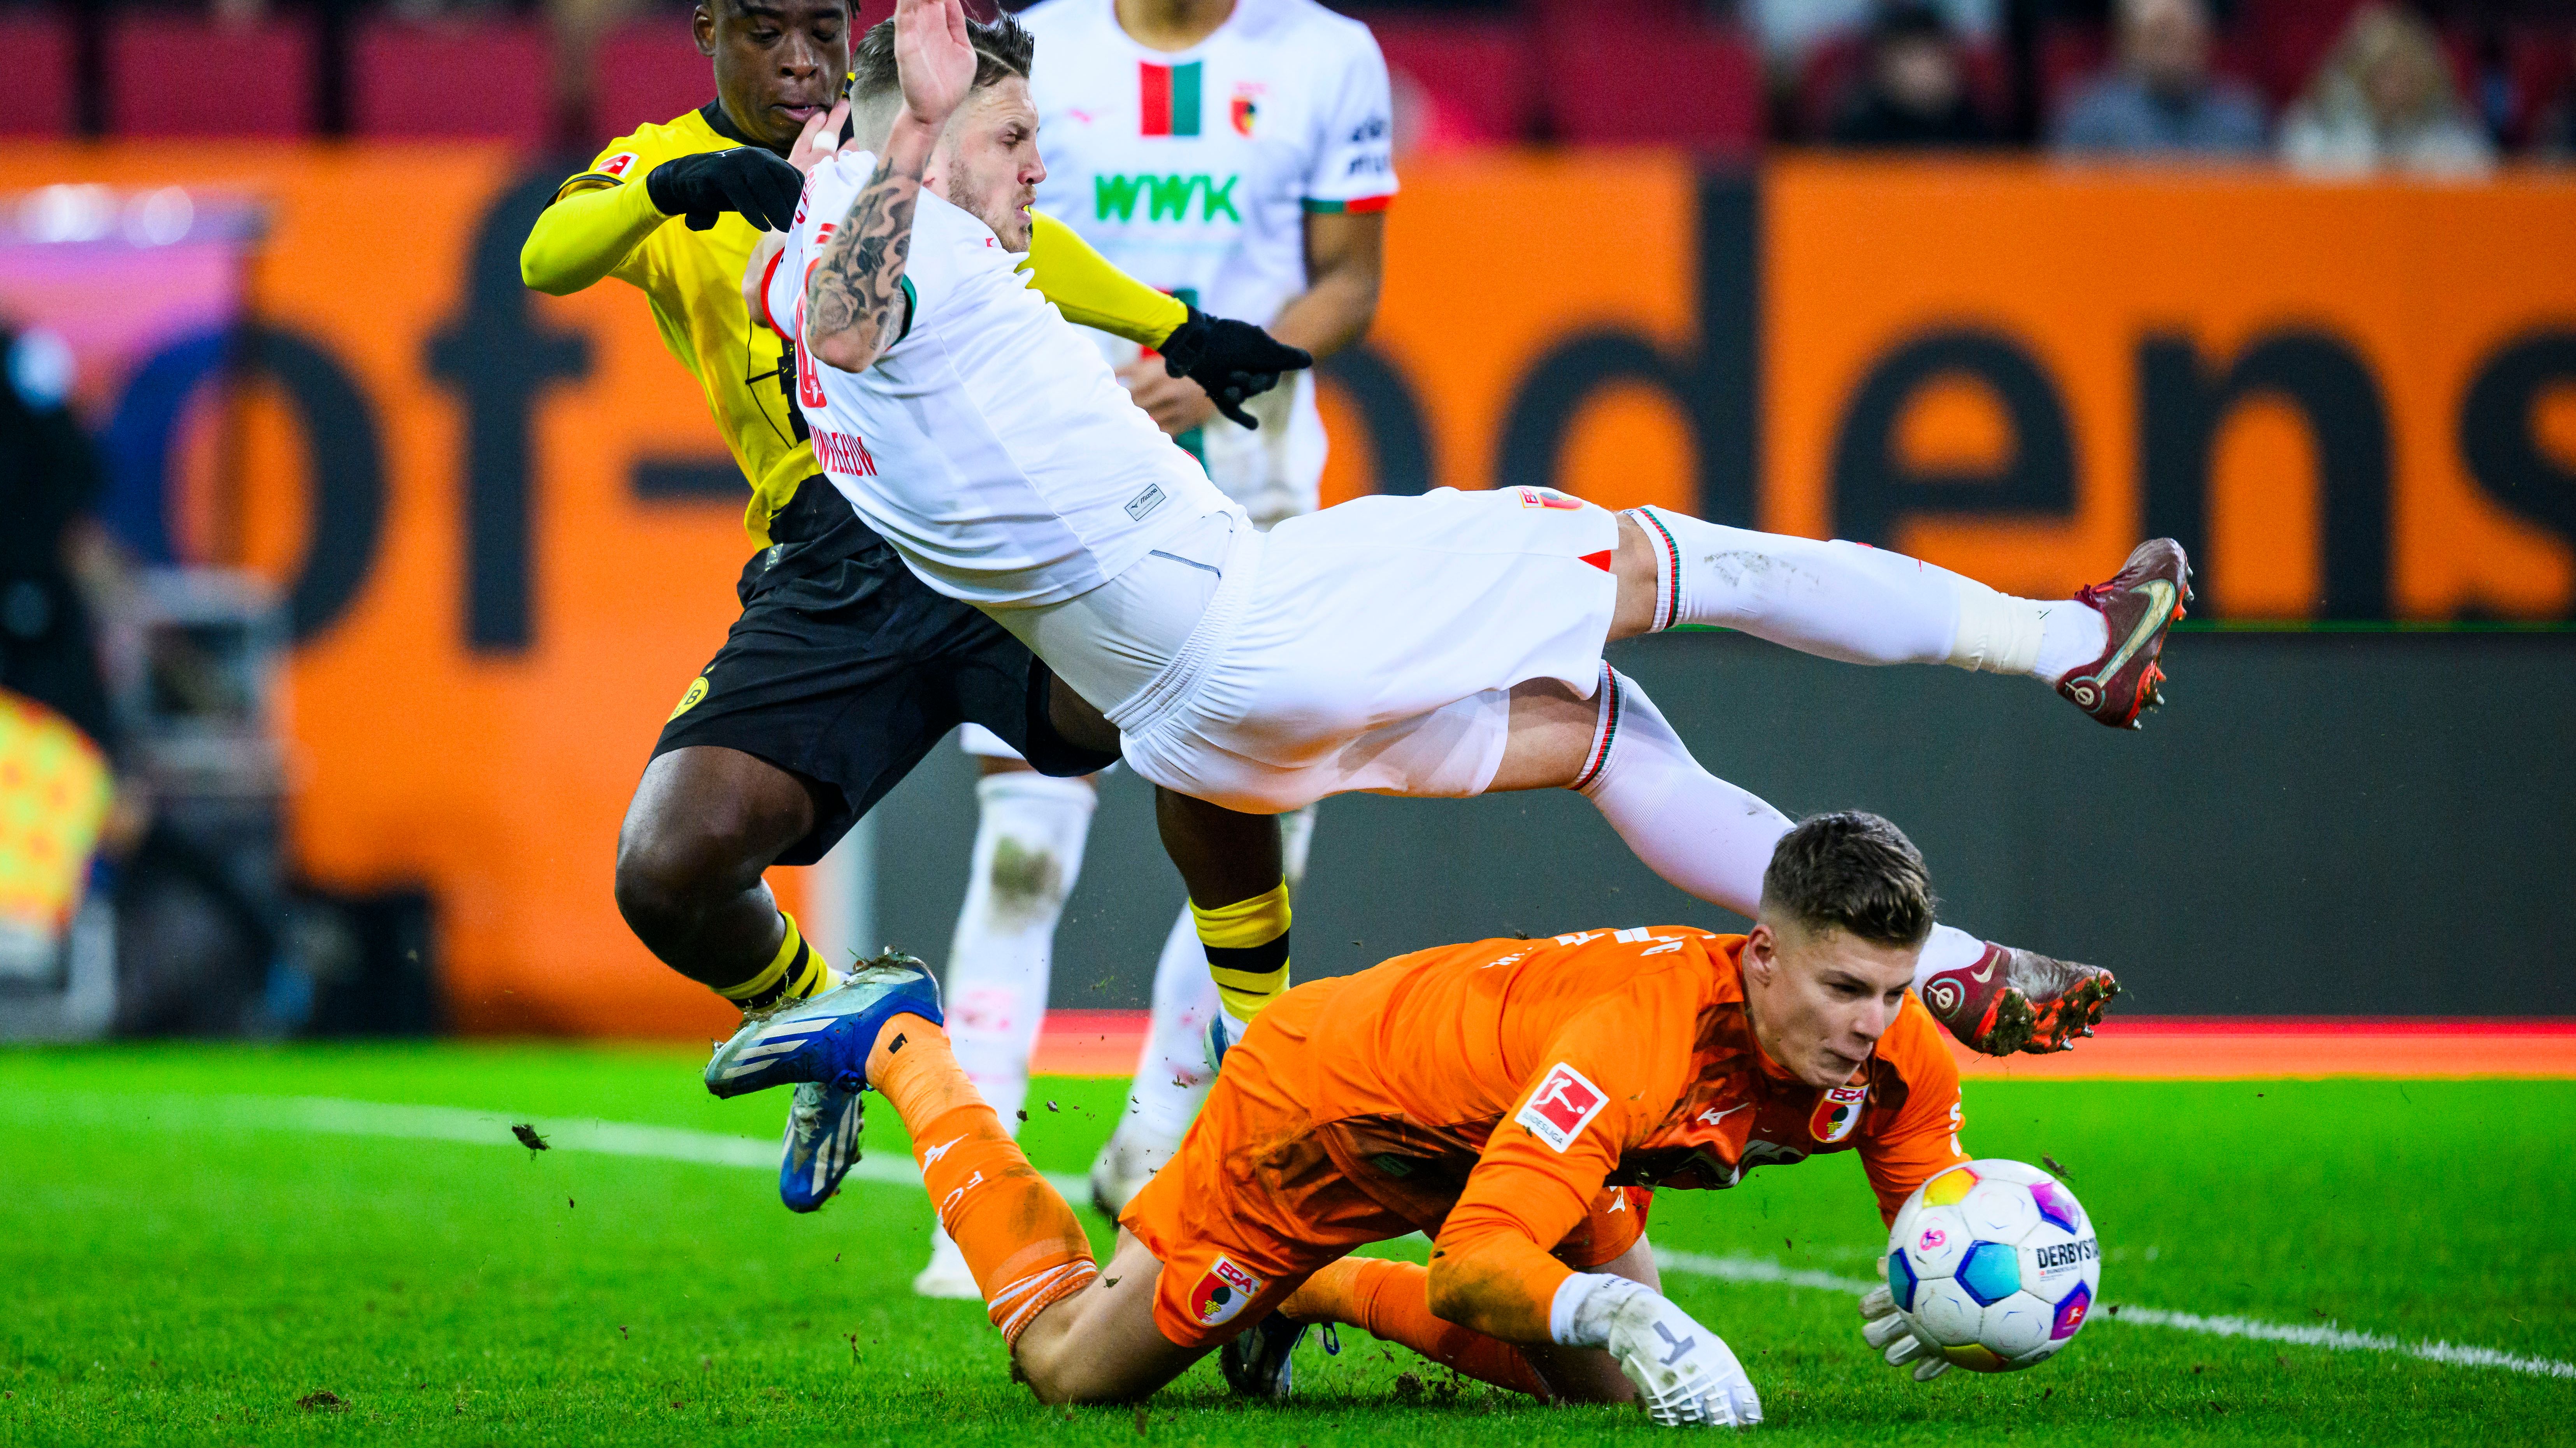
xmin=709 ymin=812 xmax=1977 ymax=1422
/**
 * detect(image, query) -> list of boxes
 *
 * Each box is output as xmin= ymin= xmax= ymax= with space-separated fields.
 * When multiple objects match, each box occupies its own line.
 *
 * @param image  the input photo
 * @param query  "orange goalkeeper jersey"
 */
xmin=1293 ymin=927 xmax=1967 ymax=1334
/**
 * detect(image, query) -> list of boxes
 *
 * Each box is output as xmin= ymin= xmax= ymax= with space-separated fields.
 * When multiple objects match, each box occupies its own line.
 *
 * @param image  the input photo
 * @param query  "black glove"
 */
xmin=644 ymin=147 xmax=803 ymax=233
xmin=1157 ymin=306 xmax=1313 ymax=430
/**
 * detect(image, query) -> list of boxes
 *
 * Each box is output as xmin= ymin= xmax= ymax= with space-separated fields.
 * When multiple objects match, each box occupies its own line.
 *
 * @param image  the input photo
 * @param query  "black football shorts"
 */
xmin=651 ymin=478 xmax=1118 ymax=865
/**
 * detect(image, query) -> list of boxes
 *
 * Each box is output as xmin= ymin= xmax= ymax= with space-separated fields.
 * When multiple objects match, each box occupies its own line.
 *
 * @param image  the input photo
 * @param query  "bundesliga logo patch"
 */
xmin=1188 ymin=1255 xmax=1263 ymax=1329
xmin=599 ymin=151 xmax=639 ymax=179
xmin=1516 ymin=1063 xmax=1607 ymax=1153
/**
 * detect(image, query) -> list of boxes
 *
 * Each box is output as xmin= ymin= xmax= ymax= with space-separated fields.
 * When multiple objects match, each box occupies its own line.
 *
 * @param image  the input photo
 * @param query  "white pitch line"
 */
xmin=16 ymin=1092 xmax=2572 ymax=1380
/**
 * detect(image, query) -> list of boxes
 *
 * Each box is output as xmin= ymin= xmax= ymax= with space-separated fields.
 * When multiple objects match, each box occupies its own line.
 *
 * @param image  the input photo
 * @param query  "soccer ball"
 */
xmin=1883 ymin=1158 xmax=2099 ymax=1372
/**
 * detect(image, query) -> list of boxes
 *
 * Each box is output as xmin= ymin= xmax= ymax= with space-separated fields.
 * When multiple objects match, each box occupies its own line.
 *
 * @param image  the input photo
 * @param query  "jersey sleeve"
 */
xmin=1427 ymin=977 xmax=1696 ymax=1342
xmin=1018 ymin=210 xmax=1188 ymax=347
xmin=521 ymin=128 xmax=676 ymax=295
xmin=1858 ymin=1001 xmax=1972 ymax=1225
xmin=556 ymin=130 xmax=663 ymax=201
xmin=1299 ymin=27 xmax=1399 ymax=214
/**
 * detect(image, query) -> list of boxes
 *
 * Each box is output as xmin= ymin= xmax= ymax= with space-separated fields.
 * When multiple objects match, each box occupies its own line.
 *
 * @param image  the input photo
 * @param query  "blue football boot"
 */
xmin=778 ymin=1080 xmax=865 ymax=1213
xmin=705 ymin=951 xmax=943 ymax=1099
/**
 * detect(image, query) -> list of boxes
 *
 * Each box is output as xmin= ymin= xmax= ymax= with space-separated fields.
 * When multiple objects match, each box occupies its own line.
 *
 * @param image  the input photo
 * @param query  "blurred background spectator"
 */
xmin=0 ymin=325 xmax=118 ymax=771
xmin=2053 ymin=0 xmax=2266 ymax=156
xmin=2280 ymin=4 xmax=2495 ymax=176
xmin=1825 ymin=1 xmax=1999 ymax=147
xmin=9 ymin=0 xmax=2576 ymax=160
xmin=1748 ymin=0 xmax=1995 ymax=72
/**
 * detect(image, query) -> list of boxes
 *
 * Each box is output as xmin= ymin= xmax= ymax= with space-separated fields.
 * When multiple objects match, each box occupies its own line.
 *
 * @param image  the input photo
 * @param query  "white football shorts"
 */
xmin=1091 ymin=486 xmax=1621 ymax=814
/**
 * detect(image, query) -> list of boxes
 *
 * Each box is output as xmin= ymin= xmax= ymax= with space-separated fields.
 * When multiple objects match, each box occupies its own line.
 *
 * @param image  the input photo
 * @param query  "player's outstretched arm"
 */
xmin=804 ymin=0 xmax=971 ymax=372
xmin=1018 ymin=211 xmax=1188 ymax=346
xmin=520 ymin=178 xmax=676 ymax=297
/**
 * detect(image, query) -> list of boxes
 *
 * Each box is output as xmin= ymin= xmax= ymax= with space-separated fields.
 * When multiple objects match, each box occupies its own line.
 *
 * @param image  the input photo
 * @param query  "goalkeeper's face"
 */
xmin=934 ymin=79 xmax=1046 ymax=251
xmin=1741 ymin=916 xmax=1920 ymax=1090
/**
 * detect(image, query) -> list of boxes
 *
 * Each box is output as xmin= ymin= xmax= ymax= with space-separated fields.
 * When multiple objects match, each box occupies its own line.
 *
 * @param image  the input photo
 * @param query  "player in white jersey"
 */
xmin=921 ymin=0 xmax=1398 ymax=1294
xmin=736 ymin=0 xmax=2167 ymax=1229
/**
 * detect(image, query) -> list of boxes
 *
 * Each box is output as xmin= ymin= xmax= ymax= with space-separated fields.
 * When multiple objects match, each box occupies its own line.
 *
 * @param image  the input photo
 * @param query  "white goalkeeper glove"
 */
xmin=1858 ymin=1284 xmax=1950 ymax=1382
xmin=1557 ymin=1274 xmax=1762 ymax=1428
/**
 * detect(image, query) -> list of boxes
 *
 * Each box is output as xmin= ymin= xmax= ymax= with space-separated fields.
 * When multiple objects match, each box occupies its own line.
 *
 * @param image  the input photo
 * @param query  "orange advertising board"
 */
xmin=3 ymin=146 xmax=2569 ymax=1036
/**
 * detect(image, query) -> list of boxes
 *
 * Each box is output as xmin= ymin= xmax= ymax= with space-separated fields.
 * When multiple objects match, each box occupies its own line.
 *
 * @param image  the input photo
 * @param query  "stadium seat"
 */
xmin=2506 ymin=23 xmax=2576 ymax=147
xmin=0 ymin=11 xmax=74 ymax=136
xmin=2036 ymin=17 xmax=2110 ymax=126
xmin=1792 ymin=29 xmax=2008 ymax=142
xmin=1544 ymin=16 xmax=1764 ymax=154
xmin=1364 ymin=16 xmax=1538 ymax=147
xmin=352 ymin=20 xmax=553 ymax=144
xmin=595 ymin=18 xmax=720 ymax=141
xmin=108 ymin=14 xmax=317 ymax=137
xmin=2241 ymin=0 xmax=2369 ymax=108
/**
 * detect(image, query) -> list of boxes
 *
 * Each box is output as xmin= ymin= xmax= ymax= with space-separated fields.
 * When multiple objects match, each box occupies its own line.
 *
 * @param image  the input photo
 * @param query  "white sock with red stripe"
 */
xmin=1626 ymin=507 xmax=2104 ymax=682
xmin=1574 ymin=674 xmax=2010 ymax=995
xmin=1571 ymin=667 xmax=1792 ymax=917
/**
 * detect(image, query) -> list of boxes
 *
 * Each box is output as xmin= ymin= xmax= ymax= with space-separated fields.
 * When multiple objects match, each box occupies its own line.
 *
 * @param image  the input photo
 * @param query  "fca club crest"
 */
xmin=1188 ymin=1255 xmax=1264 ymax=1328
xmin=1809 ymin=1084 xmax=1867 ymax=1144
xmin=1230 ymin=82 xmax=1264 ymax=137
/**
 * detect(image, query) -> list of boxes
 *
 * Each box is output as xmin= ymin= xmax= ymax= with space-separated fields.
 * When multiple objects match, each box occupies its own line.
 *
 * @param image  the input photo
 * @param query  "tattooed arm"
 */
xmin=803 ymin=0 xmax=973 ymax=373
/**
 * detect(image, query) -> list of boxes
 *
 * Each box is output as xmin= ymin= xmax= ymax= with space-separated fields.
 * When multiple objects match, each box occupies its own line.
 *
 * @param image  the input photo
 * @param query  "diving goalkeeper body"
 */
xmin=519 ymin=0 xmax=1307 ymax=1207
xmin=724 ymin=811 xmax=1978 ymax=1423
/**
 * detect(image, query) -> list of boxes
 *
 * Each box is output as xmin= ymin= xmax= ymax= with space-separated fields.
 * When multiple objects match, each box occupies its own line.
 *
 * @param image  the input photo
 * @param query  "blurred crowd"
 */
xmin=3 ymin=0 xmax=2572 ymax=168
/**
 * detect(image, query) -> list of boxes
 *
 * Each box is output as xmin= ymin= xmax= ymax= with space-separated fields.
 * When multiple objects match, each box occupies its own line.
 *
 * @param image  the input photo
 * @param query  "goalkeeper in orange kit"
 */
xmin=711 ymin=811 xmax=1974 ymax=1425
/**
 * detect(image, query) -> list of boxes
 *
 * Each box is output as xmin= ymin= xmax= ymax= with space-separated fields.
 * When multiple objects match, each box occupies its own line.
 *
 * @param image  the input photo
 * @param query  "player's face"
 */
xmin=699 ymin=0 xmax=849 ymax=151
xmin=936 ymin=79 xmax=1046 ymax=251
xmin=1741 ymin=918 xmax=1920 ymax=1090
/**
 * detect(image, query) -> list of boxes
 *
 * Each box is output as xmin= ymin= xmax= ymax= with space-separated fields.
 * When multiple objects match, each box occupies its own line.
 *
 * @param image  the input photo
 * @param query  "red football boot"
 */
xmin=2058 ymin=539 xmax=2191 ymax=729
xmin=1920 ymin=943 xmax=2121 ymax=1056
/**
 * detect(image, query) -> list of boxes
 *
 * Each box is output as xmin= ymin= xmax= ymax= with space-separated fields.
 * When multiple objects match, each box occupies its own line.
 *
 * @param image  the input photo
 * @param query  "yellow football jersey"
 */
xmin=553 ymin=105 xmax=812 ymax=545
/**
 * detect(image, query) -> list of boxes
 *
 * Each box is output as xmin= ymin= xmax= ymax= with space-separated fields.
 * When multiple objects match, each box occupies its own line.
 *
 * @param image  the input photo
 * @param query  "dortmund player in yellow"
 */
xmin=521 ymin=0 xmax=1311 ymax=1213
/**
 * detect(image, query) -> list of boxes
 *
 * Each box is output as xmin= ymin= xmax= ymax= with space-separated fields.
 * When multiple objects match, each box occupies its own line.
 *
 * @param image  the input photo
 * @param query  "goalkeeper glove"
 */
xmin=1858 ymin=1284 xmax=1951 ymax=1382
xmin=1559 ymin=1274 xmax=1762 ymax=1428
xmin=1156 ymin=306 xmax=1312 ymax=430
xmin=645 ymin=147 xmax=804 ymax=233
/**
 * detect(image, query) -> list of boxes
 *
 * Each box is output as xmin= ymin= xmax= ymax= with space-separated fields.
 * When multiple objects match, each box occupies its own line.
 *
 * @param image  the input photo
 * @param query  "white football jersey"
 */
xmin=770 ymin=147 xmax=1237 ymax=609
xmin=1020 ymin=0 xmax=1396 ymax=523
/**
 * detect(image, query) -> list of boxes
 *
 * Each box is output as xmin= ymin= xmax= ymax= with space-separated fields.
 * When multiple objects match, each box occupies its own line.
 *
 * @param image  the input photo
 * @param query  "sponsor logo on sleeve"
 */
xmin=1188 ymin=1255 xmax=1265 ymax=1328
xmin=1516 ymin=1063 xmax=1609 ymax=1153
xmin=599 ymin=151 xmax=639 ymax=179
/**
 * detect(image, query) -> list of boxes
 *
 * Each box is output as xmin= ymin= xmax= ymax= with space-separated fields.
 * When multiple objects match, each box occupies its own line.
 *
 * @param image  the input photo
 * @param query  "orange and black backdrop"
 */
xmin=5 ymin=146 xmax=2571 ymax=1033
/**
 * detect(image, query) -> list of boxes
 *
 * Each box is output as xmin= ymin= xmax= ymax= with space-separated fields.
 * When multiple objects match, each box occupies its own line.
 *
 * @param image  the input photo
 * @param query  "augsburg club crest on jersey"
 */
xmin=1188 ymin=1255 xmax=1264 ymax=1328
xmin=1809 ymin=1083 xmax=1869 ymax=1144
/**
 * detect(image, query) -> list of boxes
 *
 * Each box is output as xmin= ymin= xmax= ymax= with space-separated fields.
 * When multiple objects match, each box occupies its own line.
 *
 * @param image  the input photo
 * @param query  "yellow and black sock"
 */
xmin=1192 ymin=880 xmax=1291 ymax=1023
xmin=715 ymin=911 xmax=831 ymax=1013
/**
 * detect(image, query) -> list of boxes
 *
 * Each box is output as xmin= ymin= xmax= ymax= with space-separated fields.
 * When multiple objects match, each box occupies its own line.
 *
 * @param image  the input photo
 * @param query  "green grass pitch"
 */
xmin=3 ymin=1045 xmax=2569 ymax=1446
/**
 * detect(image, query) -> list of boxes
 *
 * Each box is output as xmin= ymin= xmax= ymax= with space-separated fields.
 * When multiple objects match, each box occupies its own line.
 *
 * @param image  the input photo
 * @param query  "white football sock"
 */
xmin=1630 ymin=507 xmax=2106 ymax=683
xmin=942 ymin=771 xmax=1097 ymax=1129
xmin=1279 ymin=803 xmax=1318 ymax=892
xmin=1572 ymin=668 xmax=1793 ymax=918
xmin=1113 ymin=904 xmax=1222 ymax=1151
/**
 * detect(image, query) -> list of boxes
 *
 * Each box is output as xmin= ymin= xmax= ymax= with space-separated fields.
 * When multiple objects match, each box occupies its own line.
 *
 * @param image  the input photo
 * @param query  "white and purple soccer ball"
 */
xmin=1884 ymin=1158 xmax=2100 ymax=1372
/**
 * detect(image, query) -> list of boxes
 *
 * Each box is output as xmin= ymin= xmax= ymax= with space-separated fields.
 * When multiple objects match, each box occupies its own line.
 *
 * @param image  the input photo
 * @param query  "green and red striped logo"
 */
xmin=1138 ymin=61 xmax=1202 ymax=137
